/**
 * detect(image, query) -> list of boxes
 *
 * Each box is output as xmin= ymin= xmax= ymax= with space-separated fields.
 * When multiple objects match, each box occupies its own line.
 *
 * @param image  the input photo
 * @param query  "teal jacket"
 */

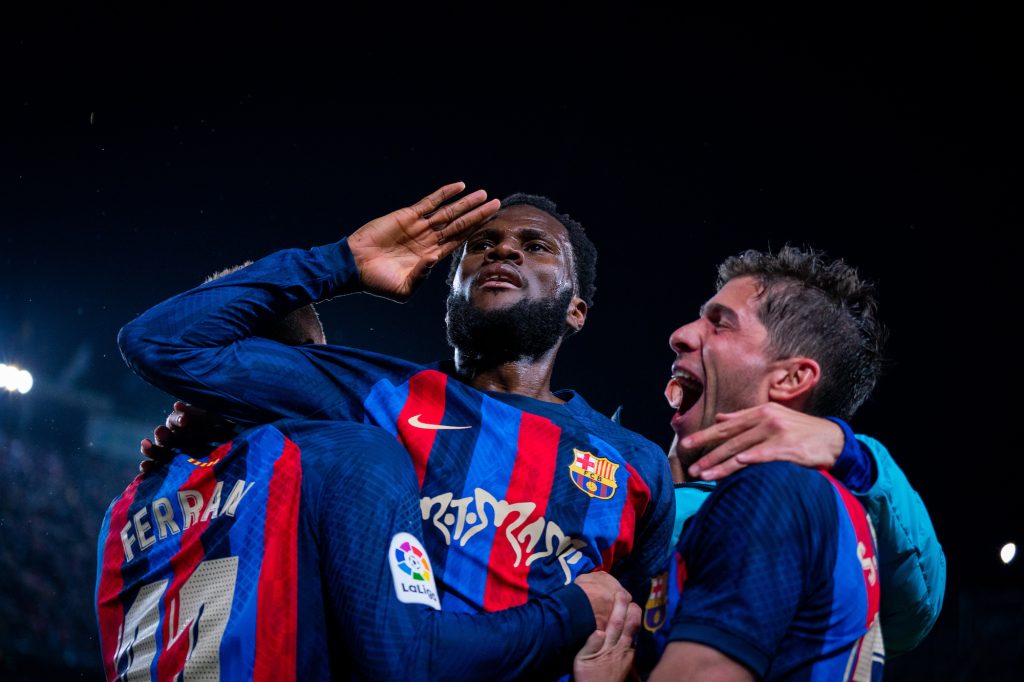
xmin=672 ymin=434 xmax=945 ymax=656
xmin=852 ymin=434 xmax=945 ymax=654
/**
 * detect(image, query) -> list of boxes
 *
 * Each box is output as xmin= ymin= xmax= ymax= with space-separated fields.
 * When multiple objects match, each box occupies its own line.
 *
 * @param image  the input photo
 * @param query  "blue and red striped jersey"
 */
xmin=96 ymin=420 xmax=596 ymax=681
xmin=666 ymin=462 xmax=884 ymax=681
xmin=117 ymin=239 xmax=675 ymax=612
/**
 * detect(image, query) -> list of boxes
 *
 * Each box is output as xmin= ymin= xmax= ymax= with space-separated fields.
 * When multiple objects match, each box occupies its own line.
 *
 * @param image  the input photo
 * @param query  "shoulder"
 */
xmin=722 ymin=461 xmax=829 ymax=492
xmin=696 ymin=463 xmax=839 ymax=533
xmin=273 ymin=419 xmax=407 ymax=459
xmin=565 ymin=393 xmax=667 ymax=461
xmin=272 ymin=419 xmax=416 ymax=485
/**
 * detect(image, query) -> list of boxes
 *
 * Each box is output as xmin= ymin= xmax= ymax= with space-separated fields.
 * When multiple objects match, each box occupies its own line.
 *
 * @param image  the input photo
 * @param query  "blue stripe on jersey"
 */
xmin=437 ymin=395 xmax=522 ymax=613
xmin=136 ymin=460 xmax=205 ymax=678
xmin=579 ymin=433 xmax=630 ymax=569
xmin=364 ymin=377 xmax=409 ymax=437
xmin=420 ymin=380 xmax=485 ymax=580
xmin=219 ymin=426 xmax=283 ymax=681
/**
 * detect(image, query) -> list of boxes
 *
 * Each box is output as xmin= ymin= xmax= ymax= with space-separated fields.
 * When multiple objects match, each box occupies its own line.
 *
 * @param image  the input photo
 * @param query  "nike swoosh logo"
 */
xmin=407 ymin=414 xmax=472 ymax=431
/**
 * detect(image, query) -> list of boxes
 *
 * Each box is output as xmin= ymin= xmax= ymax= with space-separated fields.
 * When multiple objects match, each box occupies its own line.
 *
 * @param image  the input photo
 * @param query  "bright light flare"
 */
xmin=0 ymin=363 xmax=33 ymax=394
xmin=1001 ymin=543 xmax=1017 ymax=565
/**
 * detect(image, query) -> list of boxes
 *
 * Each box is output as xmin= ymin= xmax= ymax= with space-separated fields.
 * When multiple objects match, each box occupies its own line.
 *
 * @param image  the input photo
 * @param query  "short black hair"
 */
xmin=717 ymin=246 xmax=886 ymax=420
xmin=446 ymin=193 xmax=598 ymax=307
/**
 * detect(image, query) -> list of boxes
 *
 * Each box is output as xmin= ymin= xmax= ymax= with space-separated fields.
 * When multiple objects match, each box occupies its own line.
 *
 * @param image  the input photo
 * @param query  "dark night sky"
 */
xmin=2 ymin=0 xmax=1020 ymax=619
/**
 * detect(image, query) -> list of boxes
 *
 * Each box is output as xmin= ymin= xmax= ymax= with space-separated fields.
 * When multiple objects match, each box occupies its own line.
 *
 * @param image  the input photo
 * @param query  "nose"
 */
xmin=485 ymin=236 xmax=523 ymax=264
xmin=669 ymin=319 xmax=702 ymax=355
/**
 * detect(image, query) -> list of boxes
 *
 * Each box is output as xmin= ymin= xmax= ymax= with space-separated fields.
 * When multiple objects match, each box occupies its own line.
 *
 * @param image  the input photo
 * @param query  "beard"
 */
xmin=446 ymin=287 xmax=574 ymax=361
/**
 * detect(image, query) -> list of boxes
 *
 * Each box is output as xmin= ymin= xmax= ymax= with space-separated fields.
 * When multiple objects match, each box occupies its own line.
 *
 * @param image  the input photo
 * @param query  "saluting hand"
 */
xmin=348 ymin=182 xmax=501 ymax=301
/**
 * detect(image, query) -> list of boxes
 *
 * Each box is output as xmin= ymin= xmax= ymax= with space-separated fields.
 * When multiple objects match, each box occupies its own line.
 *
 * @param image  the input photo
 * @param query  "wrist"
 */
xmin=826 ymin=417 xmax=875 ymax=493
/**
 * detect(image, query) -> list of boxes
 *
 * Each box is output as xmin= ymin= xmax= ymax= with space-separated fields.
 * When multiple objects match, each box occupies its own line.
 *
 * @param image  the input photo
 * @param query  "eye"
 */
xmin=467 ymin=239 xmax=493 ymax=253
xmin=525 ymin=241 xmax=552 ymax=253
xmin=708 ymin=314 xmax=729 ymax=331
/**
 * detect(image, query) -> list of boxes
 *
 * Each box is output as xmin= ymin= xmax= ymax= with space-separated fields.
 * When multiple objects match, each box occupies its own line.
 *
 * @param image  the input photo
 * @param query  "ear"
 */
xmin=565 ymin=295 xmax=588 ymax=334
xmin=767 ymin=357 xmax=820 ymax=408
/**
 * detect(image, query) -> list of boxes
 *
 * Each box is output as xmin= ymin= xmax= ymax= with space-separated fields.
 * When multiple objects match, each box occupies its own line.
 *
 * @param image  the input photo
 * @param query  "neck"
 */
xmin=452 ymin=342 xmax=563 ymax=402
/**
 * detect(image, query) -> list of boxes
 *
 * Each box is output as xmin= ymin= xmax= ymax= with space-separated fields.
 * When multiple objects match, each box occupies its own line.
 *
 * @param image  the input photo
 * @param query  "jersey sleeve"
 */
xmin=305 ymin=423 xmax=595 ymax=681
xmin=852 ymin=434 xmax=946 ymax=654
xmin=614 ymin=441 xmax=675 ymax=605
xmin=117 ymin=239 xmax=400 ymax=426
xmin=667 ymin=464 xmax=827 ymax=677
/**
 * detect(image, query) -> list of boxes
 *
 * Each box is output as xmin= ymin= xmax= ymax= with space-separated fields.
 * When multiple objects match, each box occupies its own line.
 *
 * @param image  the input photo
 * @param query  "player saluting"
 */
xmin=115 ymin=183 xmax=670 ymax=678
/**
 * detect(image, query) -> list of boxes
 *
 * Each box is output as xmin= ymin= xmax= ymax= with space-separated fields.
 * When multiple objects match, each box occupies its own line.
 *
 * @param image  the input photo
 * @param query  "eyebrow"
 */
xmin=699 ymin=301 xmax=740 ymax=325
xmin=467 ymin=226 xmax=560 ymax=246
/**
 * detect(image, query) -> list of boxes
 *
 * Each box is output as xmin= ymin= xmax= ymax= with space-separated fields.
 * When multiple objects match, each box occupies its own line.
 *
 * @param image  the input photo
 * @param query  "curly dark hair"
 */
xmin=446 ymin=193 xmax=598 ymax=307
xmin=716 ymin=246 xmax=886 ymax=420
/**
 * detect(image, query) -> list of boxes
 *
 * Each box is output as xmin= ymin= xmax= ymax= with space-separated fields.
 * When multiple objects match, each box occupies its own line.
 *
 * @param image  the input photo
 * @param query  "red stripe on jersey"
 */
xmin=97 ymin=475 xmax=143 ymax=681
xmin=819 ymin=470 xmax=881 ymax=628
xmin=599 ymin=462 xmax=651 ymax=571
xmin=156 ymin=442 xmax=232 ymax=681
xmin=482 ymin=412 xmax=561 ymax=611
xmin=254 ymin=437 xmax=302 ymax=682
xmin=396 ymin=370 xmax=449 ymax=488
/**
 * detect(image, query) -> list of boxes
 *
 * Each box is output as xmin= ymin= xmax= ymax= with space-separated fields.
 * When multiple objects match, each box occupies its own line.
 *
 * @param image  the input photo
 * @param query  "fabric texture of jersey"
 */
xmin=638 ymin=424 xmax=944 ymax=662
xmin=96 ymin=420 xmax=595 ymax=681
xmin=117 ymin=238 xmax=675 ymax=612
xmin=668 ymin=462 xmax=884 ymax=681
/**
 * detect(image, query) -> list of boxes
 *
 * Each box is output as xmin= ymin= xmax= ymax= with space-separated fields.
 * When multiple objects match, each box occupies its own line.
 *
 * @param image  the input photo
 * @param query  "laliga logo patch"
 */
xmin=389 ymin=532 xmax=440 ymax=610
xmin=568 ymin=448 xmax=619 ymax=500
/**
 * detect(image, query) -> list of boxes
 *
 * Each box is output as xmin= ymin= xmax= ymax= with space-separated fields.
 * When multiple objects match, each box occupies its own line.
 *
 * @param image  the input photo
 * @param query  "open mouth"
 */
xmin=665 ymin=369 xmax=703 ymax=416
xmin=477 ymin=264 xmax=523 ymax=289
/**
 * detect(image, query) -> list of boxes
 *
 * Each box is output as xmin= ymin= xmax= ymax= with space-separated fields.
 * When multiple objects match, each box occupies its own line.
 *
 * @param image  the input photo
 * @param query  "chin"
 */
xmin=670 ymin=411 xmax=697 ymax=437
xmin=470 ymin=290 xmax=523 ymax=308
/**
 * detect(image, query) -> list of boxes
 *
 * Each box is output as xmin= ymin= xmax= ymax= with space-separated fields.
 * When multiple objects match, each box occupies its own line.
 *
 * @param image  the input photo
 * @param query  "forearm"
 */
xmin=403 ymin=586 xmax=594 ymax=681
xmin=117 ymin=239 xmax=361 ymax=424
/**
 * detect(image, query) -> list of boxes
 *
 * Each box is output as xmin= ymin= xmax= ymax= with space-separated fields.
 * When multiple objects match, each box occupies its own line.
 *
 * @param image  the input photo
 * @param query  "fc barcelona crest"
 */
xmin=643 ymin=571 xmax=669 ymax=632
xmin=568 ymin=448 xmax=619 ymax=500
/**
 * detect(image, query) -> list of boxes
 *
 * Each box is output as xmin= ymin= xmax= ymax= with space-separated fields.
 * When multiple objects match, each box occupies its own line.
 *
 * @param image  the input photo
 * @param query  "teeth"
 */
xmin=674 ymin=369 xmax=700 ymax=386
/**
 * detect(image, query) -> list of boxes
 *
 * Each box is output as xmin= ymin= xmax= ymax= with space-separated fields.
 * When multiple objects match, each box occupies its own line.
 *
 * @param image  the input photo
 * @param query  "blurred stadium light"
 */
xmin=0 ymin=363 xmax=33 ymax=394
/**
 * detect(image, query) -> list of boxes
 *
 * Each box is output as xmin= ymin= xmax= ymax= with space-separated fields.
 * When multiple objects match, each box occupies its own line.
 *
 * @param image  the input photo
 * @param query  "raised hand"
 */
xmin=347 ymin=181 xmax=501 ymax=301
xmin=677 ymin=402 xmax=845 ymax=481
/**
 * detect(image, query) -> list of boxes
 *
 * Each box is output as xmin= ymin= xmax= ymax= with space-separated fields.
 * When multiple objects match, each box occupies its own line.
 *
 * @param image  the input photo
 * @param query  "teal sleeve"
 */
xmin=854 ymin=434 xmax=946 ymax=655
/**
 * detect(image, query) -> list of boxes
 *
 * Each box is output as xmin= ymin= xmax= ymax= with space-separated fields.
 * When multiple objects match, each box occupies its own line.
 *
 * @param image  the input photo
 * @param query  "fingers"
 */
xmin=140 ymin=437 xmax=173 ymax=464
xmin=577 ymin=629 xmax=607 ymax=658
xmin=603 ymin=590 xmax=630 ymax=644
xmin=425 ymin=189 xmax=488 ymax=229
xmin=622 ymin=602 xmax=641 ymax=640
xmin=153 ymin=425 xmax=174 ymax=448
xmin=409 ymin=182 xmax=467 ymax=217
xmin=435 ymin=198 xmax=501 ymax=251
xmin=689 ymin=425 xmax=766 ymax=480
xmin=679 ymin=407 xmax=757 ymax=453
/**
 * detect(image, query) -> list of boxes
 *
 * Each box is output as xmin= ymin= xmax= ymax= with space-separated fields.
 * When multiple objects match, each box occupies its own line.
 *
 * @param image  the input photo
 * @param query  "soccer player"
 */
xmin=98 ymin=419 xmax=635 ymax=681
xmin=98 ymin=283 xmax=630 ymax=680
xmin=642 ymin=247 xmax=895 ymax=681
xmin=117 ymin=183 xmax=675 ymax=653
